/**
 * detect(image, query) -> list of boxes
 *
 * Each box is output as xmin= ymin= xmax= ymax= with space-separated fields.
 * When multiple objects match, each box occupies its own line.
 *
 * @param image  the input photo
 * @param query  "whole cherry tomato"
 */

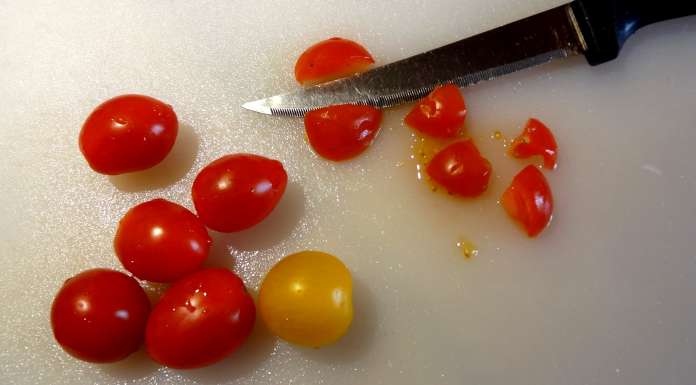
xmin=145 ymin=268 xmax=256 ymax=369
xmin=510 ymin=118 xmax=558 ymax=170
xmin=426 ymin=140 xmax=492 ymax=197
xmin=114 ymin=199 xmax=212 ymax=283
xmin=501 ymin=165 xmax=554 ymax=237
xmin=405 ymin=84 xmax=466 ymax=138
xmin=304 ymin=104 xmax=382 ymax=161
xmin=192 ymin=154 xmax=288 ymax=232
xmin=79 ymin=94 xmax=178 ymax=175
xmin=295 ymin=37 xmax=375 ymax=86
xmin=258 ymin=251 xmax=353 ymax=348
xmin=50 ymin=269 xmax=150 ymax=363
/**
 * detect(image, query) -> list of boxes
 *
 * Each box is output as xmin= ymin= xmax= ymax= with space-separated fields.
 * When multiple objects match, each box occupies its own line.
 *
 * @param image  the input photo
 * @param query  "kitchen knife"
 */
xmin=243 ymin=0 xmax=696 ymax=117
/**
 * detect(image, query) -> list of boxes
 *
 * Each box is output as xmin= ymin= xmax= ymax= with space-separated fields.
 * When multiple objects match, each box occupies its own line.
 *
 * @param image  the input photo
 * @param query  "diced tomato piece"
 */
xmin=304 ymin=104 xmax=382 ymax=161
xmin=426 ymin=140 xmax=491 ymax=197
xmin=501 ymin=165 xmax=554 ymax=237
xmin=405 ymin=84 xmax=466 ymax=138
xmin=295 ymin=37 xmax=374 ymax=86
xmin=509 ymin=118 xmax=558 ymax=170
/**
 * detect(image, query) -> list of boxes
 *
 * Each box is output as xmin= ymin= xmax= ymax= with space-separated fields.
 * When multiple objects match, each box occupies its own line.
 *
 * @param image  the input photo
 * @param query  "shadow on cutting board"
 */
xmin=108 ymin=123 xmax=199 ymax=192
xmin=99 ymin=348 xmax=159 ymax=381
xmin=204 ymin=182 xmax=306 ymax=269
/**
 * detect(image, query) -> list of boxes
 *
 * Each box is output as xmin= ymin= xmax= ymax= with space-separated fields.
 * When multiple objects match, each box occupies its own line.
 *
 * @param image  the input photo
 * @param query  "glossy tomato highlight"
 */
xmin=501 ymin=165 xmax=554 ymax=237
xmin=510 ymin=118 xmax=558 ymax=170
xmin=426 ymin=140 xmax=492 ymax=197
xmin=405 ymin=84 xmax=466 ymax=138
xmin=295 ymin=37 xmax=374 ymax=86
xmin=304 ymin=104 xmax=382 ymax=161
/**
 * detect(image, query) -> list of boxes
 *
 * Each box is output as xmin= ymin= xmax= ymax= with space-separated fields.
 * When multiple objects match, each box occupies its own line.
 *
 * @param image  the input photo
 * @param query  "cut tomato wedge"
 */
xmin=509 ymin=118 xmax=558 ymax=170
xmin=304 ymin=104 xmax=382 ymax=161
xmin=501 ymin=165 xmax=554 ymax=237
xmin=405 ymin=84 xmax=466 ymax=138
xmin=295 ymin=37 xmax=374 ymax=86
xmin=426 ymin=139 xmax=491 ymax=197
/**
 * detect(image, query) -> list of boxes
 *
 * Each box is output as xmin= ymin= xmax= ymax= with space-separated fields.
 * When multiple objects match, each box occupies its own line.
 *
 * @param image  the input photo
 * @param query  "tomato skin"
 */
xmin=501 ymin=165 xmax=554 ymax=237
xmin=192 ymin=154 xmax=288 ymax=232
xmin=50 ymin=269 xmax=150 ymax=363
xmin=295 ymin=37 xmax=374 ymax=86
xmin=79 ymin=94 xmax=178 ymax=175
xmin=304 ymin=104 xmax=382 ymax=161
xmin=114 ymin=199 xmax=212 ymax=283
xmin=258 ymin=251 xmax=353 ymax=348
xmin=426 ymin=140 xmax=492 ymax=197
xmin=405 ymin=84 xmax=466 ymax=138
xmin=145 ymin=268 xmax=255 ymax=369
xmin=510 ymin=118 xmax=558 ymax=170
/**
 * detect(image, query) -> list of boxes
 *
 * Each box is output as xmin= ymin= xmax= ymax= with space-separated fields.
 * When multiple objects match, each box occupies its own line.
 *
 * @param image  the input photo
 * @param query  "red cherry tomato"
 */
xmin=295 ymin=37 xmax=375 ymax=86
xmin=114 ymin=199 xmax=212 ymax=283
xmin=405 ymin=84 xmax=467 ymax=138
xmin=510 ymin=118 xmax=558 ymax=170
xmin=426 ymin=140 xmax=492 ymax=197
xmin=304 ymin=104 xmax=382 ymax=161
xmin=192 ymin=154 xmax=288 ymax=232
xmin=501 ymin=165 xmax=554 ymax=237
xmin=145 ymin=268 xmax=256 ymax=369
xmin=50 ymin=269 xmax=150 ymax=363
xmin=79 ymin=94 xmax=178 ymax=175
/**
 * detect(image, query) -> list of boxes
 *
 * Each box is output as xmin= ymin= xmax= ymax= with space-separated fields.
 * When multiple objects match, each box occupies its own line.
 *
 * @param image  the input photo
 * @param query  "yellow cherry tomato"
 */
xmin=258 ymin=251 xmax=353 ymax=348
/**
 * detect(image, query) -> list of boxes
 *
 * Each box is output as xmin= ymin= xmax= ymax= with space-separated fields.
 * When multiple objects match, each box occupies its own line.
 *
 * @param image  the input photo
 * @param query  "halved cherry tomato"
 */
xmin=50 ymin=269 xmax=150 ymax=363
xmin=114 ymin=199 xmax=212 ymax=283
xmin=510 ymin=118 xmax=558 ymax=169
xmin=501 ymin=165 xmax=554 ymax=237
xmin=79 ymin=94 xmax=178 ymax=175
xmin=192 ymin=154 xmax=287 ymax=232
xmin=145 ymin=268 xmax=255 ymax=369
xmin=426 ymin=140 xmax=492 ymax=197
xmin=258 ymin=251 xmax=352 ymax=348
xmin=404 ymin=84 xmax=466 ymax=138
xmin=295 ymin=37 xmax=374 ymax=86
xmin=304 ymin=104 xmax=382 ymax=161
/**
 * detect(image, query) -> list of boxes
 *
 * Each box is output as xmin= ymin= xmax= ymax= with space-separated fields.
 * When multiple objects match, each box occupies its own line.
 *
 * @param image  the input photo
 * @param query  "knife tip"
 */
xmin=242 ymin=99 xmax=272 ymax=115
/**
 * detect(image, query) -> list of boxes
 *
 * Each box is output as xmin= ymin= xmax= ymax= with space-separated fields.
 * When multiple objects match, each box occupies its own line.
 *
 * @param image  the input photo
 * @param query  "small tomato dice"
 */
xmin=405 ymin=84 xmax=466 ymax=138
xmin=304 ymin=104 xmax=382 ymax=161
xmin=145 ymin=268 xmax=256 ymax=369
xmin=501 ymin=165 xmax=554 ymax=237
xmin=426 ymin=140 xmax=492 ymax=197
xmin=510 ymin=118 xmax=558 ymax=170
xmin=258 ymin=251 xmax=353 ymax=348
xmin=114 ymin=199 xmax=212 ymax=283
xmin=51 ymin=269 xmax=150 ymax=363
xmin=295 ymin=37 xmax=374 ymax=86
xmin=192 ymin=154 xmax=288 ymax=232
xmin=79 ymin=94 xmax=178 ymax=175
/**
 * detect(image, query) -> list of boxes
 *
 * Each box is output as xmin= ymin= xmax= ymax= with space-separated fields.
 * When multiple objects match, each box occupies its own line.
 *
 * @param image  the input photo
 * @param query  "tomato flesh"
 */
xmin=426 ymin=140 xmax=492 ymax=197
xmin=50 ymin=269 xmax=150 ymax=363
xmin=510 ymin=118 xmax=558 ymax=170
xmin=259 ymin=251 xmax=353 ymax=348
xmin=295 ymin=37 xmax=374 ymax=86
xmin=304 ymin=104 xmax=382 ymax=161
xmin=114 ymin=199 xmax=212 ymax=283
xmin=145 ymin=268 xmax=255 ymax=369
xmin=192 ymin=154 xmax=288 ymax=232
xmin=501 ymin=165 xmax=554 ymax=237
xmin=79 ymin=94 xmax=178 ymax=175
xmin=405 ymin=84 xmax=466 ymax=138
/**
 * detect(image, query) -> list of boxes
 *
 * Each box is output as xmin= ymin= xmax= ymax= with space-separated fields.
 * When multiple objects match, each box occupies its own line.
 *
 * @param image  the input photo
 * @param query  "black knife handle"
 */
xmin=571 ymin=0 xmax=696 ymax=65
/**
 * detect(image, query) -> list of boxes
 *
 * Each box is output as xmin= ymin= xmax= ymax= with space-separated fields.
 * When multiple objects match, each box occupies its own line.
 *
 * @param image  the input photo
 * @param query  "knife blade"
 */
xmin=242 ymin=1 xmax=696 ymax=117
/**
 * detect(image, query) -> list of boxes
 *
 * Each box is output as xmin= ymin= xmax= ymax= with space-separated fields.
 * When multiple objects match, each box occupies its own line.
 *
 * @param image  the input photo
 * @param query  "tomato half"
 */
xmin=192 ymin=154 xmax=288 ymax=232
xmin=295 ymin=37 xmax=374 ymax=86
xmin=426 ymin=140 xmax=492 ymax=197
xmin=304 ymin=104 xmax=382 ymax=161
xmin=258 ymin=251 xmax=353 ymax=348
xmin=404 ymin=84 xmax=466 ymax=138
xmin=510 ymin=118 xmax=558 ymax=170
xmin=501 ymin=165 xmax=554 ymax=237
xmin=114 ymin=199 xmax=212 ymax=283
xmin=145 ymin=268 xmax=255 ymax=369
xmin=50 ymin=269 xmax=150 ymax=363
xmin=79 ymin=94 xmax=178 ymax=175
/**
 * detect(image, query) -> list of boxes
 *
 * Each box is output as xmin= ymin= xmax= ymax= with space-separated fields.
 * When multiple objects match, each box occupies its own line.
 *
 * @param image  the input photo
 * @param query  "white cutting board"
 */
xmin=1 ymin=1 xmax=695 ymax=384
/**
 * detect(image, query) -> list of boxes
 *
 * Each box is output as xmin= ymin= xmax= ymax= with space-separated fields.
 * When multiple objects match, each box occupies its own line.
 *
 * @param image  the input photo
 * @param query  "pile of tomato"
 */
xmin=52 ymin=36 xmax=559 ymax=370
